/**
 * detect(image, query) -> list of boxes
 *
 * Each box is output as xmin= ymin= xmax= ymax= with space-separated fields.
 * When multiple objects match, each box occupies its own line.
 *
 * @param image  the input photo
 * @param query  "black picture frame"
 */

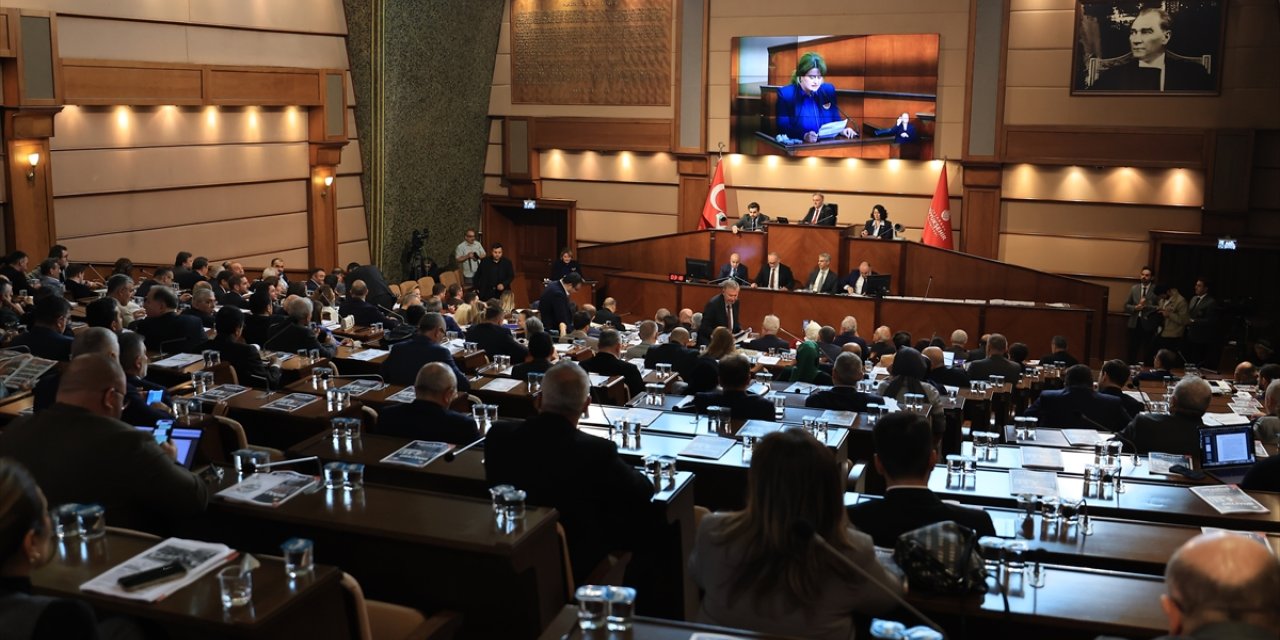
xmin=1070 ymin=0 xmax=1226 ymax=96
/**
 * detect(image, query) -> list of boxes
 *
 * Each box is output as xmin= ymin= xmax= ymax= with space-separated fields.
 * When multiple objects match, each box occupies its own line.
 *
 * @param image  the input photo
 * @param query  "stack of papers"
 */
xmin=346 ymin=349 xmax=389 ymax=362
xmin=80 ymin=538 xmax=236 ymax=602
xmin=481 ymin=378 xmax=522 ymax=393
xmin=386 ymin=387 xmax=417 ymax=404
xmin=381 ymin=441 xmax=453 ymax=468
xmin=1203 ymin=412 xmax=1251 ymax=427
xmin=1008 ymin=469 xmax=1059 ymax=497
xmin=196 ymin=384 xmax=248 ymax=403
xmin=1061 ymin=429 xmax=1105 ymax=446
xmin=1190 ymin=485 xmax=1269 ymax=514
xmin=261 ymin=393 xmax=319 ymax=412
xmin=339 ymin=379 xmax=388 ymax=396
xmin=152 ymin=353 xmax=205 ymax=369
xmin=217 ymin=471 xmax=317 ymax=508
xmin=1019 ymin=447 xmax=1063 ymax=470
xmin=679 ymin=435 xmax=735 ymax=460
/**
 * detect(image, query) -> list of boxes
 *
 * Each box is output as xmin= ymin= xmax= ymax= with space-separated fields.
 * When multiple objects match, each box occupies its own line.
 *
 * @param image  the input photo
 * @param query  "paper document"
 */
xmin=339 ymin=379 xmax=388 ymax=396
xmin=3 ymin=355 xmax=56 ymax=389
xmin=80 ymin=538 xmax=236 ymax=602
xmin=679 ymin=435 xmax=735 ymax=460
xmin=152 ymin=353 xmax=204 ymax=369
xmin=756 ymin=356 xmax=781 ymax=366
xmin=1019 ymin=446 xmax=1064 ymax=470
xmin=1203 ymin=412 xmax=1251 ymax=427
xmin=1008 ymin=469 xmax=1060 ymax=498
xmin=1148 ymin=452 xmax=1194 ymax=475
xmin=1061 ymin=429 xmax=1105 ymax=446
xmin=196 ymin=384 xmax=248 ymax=403
xmin=386 ymin=387 xmax=417 ymax=404
xmin=217 ymin=471 xmax=318 ymax=508
xmin=482 ymin=378 xmax=522 ymax=393
xmin=816 ymin=118 xmax=849 ymax=139
xmin=381 ymin=440 xmax=454 ymax=468
xmin=1190 ymin=485 xmax=1269 ymax=514
xmin=819 ymin=410 xmax=856 ymax=428
xmin=261 ymin=393 xmax=319 ymax=413
xmin=587 ymin=373 xmax=612 ymax=387
xmin=345 ymin=348 xmax=389 ymax=362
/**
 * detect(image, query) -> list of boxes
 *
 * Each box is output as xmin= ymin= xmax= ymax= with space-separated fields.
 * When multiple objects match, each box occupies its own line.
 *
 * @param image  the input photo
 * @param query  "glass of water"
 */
xmin=575 ymin=585 xmax=609 ymax=631
xmin=52 ymin=504 xmax=82 ymax=540
xmin=281 ymin=537 xmax=314 ymax=579
xmin=217 ymin=567 xmax=253 ymax=609
xmin=76 ymin=504 xmax=106 ymax=540
xmin=605 ymin=586 xmax=637 ymax=632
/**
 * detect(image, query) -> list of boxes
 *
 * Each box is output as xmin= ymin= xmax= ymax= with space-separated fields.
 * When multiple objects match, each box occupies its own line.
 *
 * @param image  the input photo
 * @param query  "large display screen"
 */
xmin=730 ymin=35 xmax=940 ymax=160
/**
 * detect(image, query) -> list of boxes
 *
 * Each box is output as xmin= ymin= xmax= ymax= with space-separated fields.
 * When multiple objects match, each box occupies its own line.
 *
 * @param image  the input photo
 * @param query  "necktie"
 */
xmin=1190 ymin=296 xmax=1200 ymax=311
xmin=814 ymin=270 xmax=824 ymax=292
xmin=726 ymin=303 xmax=734 ymax=331
xmin=856 ymin=276 xmax=864 ymax=295
xmin=770 ymin=267 xmax=778 ymax=289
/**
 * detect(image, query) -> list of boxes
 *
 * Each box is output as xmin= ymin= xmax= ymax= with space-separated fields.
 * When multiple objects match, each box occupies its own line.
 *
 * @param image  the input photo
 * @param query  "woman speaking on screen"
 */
xmin=775 ymin=52 xmax=857 ymax=144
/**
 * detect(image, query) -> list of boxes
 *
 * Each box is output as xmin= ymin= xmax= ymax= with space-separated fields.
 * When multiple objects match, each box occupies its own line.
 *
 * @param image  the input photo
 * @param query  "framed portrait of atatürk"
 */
xmin=1071 ymin=0 xmax=1225 ymax=95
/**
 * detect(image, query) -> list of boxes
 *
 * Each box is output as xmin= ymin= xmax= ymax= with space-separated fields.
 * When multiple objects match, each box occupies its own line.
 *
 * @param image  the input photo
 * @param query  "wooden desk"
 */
xmin=538 ymin=605 xmax=790 ymax=640
xmin=959 ymin=443 xmax=1213 ymax=486
xmin=195 ymin=474 xmax=565 ymax=639
xmin=182 ymin=388 xmax=365 ymax=450
xmin=0 ymin=390 xmax=34 ymax=425
xmin=32 ymin=530 xmax=351 ymax=639
xmin=284 ymin=376 xmax=410 ymax=410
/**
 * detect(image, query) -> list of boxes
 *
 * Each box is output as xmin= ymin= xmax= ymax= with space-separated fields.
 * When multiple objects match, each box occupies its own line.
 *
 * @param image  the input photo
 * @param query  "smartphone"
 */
xmin=117 ymin=561 xmax=186 ymax=592
xmin=146 ymin=389 xmax=163 ymax=405
xmin=154 ymin=420 xmax=173 ymax=445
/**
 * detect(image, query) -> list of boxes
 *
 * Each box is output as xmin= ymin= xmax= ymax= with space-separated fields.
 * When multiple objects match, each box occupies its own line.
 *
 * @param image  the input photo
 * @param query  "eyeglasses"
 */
xmin=107 ymin=387 xmax=130 ymax=407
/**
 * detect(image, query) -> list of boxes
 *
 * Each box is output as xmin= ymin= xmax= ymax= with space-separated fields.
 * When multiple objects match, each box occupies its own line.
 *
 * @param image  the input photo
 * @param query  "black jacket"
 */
xmin=691 ymin=389 xmax=774 ymax=421
xmin=804 ymin=386 xmax=878 ymax=413
xmin=465 ymin=322 xmax=529 ymax=362
xmin=753 ymin=263 xmax=795 ymax=289
xmin=377 ymin=399 xmax=480 ymax=446
xmin=581 ymin=352 xmax=645 ymax=398
xmin=203 ymin=336 xmax=280 ymax=388
xmin=473 ymin=257 xmax=515 ymax=301
xmin=381 ymin=334 xmax=469 ymax=392
xmin=10 ymin=326 xmax=72 ymax=361
xmin=130 ymin=312 xmax=207 ymax=354
xmin=847 ymin=488 xmax=997 ymax=548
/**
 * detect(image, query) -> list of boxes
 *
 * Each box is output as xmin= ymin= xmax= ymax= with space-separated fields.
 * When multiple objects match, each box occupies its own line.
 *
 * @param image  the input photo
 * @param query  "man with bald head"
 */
xmin=0 ymin=354 xmax=208 ymax=532
xmin=644 ymin=327 xmax=697 ymax=377
xmin=923 ymin=345 xmax=969 ymax=389
xmin=1156 ymin=532 xmax=1280 ymax=639
xmin=625 ymin=320 xmax=659 ymax=360
xmin=806 ymin=352 xmax=877 ymax=413
xmin=718 ymin=253 xmax=749 ymax=284
xmin=378 ymin=362 xmax=479 ymax=445
xmin=485 ymin=362 xmax=654 ymax=584
xmin=1120 ymin=376 xmax=1212 ymax=456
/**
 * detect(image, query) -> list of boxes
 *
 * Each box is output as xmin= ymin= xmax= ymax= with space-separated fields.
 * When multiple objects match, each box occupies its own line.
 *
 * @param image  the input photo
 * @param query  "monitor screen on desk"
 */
xmin=864 ymin=274 xmax=891 ymax=297
xmin=685 ymin=258 xmax=712 ymax=282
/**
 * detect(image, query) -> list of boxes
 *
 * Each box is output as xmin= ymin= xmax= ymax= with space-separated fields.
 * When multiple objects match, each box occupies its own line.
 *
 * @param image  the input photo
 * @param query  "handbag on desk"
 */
xmin=892 ymin=520 xmax=988 ymax=594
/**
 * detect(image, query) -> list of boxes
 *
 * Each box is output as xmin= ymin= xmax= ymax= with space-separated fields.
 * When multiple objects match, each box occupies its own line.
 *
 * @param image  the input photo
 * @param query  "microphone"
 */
xmin=778 ymin=327 xmax=801 ymax=343
xmin=444 ymin=436 xmax=485 ymax=462
xmin=923 ymin=276 xmax=933 ymax=300
xmin=377 ymin=304 xmax=405 ymax=324
xmin=792 ymin=521 xmax=947 ymax=639
xmin=255 ymin=455 xmax=320 ymax=470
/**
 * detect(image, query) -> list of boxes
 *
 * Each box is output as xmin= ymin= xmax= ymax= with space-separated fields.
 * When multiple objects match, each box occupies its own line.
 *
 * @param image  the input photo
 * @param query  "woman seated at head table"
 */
xmin=859 ymin=205 xmax=893 ymax=240
xmin=0 ymin=458 xmax=145 ymax=640
xmin=550 ymin=249 xmax=580 ymax=282
xmin=689 ymin=429 xmax=901 ymax=640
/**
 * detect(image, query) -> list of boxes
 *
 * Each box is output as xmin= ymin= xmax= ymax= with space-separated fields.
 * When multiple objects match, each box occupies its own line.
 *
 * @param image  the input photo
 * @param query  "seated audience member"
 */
xmin=453 ymin=289 xmax=480 ymax=326
xmin=305 ymin=267 xmax=326 ymax=294
xmin=625 ymin=320 xmax=659 ymax=360
xmin=0 ymin=251 xmax=29 ymax=289
xmin=33 ymin=328 xmax=120 ymax=412
xmin=1098 ymin=359 xmax=1146 ymax=418
xmin=644 ymin=327 xmax=697 ymax=376
xmin=1153 ymin=532 xmax=1280 ymax=639
xmin=106 ymin=274 xmax=144 ymax=329
xmin=690 ymin=429 xmax=900 ymax=639
xmin=1135 ymin=348 xmax=1182 ymax=384
xmin=833 ymin=315 xmax=868 ymax=352
xmin=175 ymin=256 xmax=209 ymax=290
xmin=806 ymin=353 xmax=877 ymax=413
xmin=1120 ymin=376 xmax=1212 ymax=456
xmin=966 ymin=334 xmax=989 ymax=363
xmin=0 ymin=459 xmax=146 ymax=639
xmin=848 ymin=412 xmax=996 ymax=547
xmin=947 ymin=329 xmax=969 ymax=360
xmin=206 ymin=306 xmax=281 ymax=388
xmin=778 ymin=339 xmax=832 ymax=385
xmin=867 ymin=326 xmax=894 ymax=362
xmin=129 ymin=286 xmax=206 ymax=354
xmin=595 ymin=297 xmax=622 ymax=329
xmin=84 ymin=296 xmax=121 ymax=333
xmin=422 ymin=297 xmax=463 ymax=335
xmin=743 ymin=315 xmax=790 ymax=353
xmin=684 ymin=327 xmax=737 ymax=395
xmin=691 ymin=354 xmax=774 ymax=420
xmin=1025 ymin=364 xmax=1131 ymax=432
xmin=0 ymin=354 xmax=208 ymax=532
xmin=1235 ymin=362 xmax=1259 ymax=386
xmin=183 ymin=287 xmax=217 ymax=329
xmin=11 ymin=296 xmax=73 ymax=361
xmin=465 ymin=305 xmax=528 ymax=362
xmin=1039 ymin=335 xmax=1079 ymax=368
xmin=1007 ymin=342 xmax=1030 ymax=371
xmin=35 ymin=259 xmax=64 ymax=298
xmin=339 ymin=280 xmax=398 ymax=328
xmin=877 ymin=347 xmax=946 ymax=438
xmin=678 ymin=308 xmax=695 ymax=331
xmin=485 ymin=362 xmax=654 ymax=584
xmin=1250 ymin=380 xmax=1280 ymax=445
xmin=561 ymin=311 xmax=596 ymax=348
xmin=1249 ymin=339 xmax=1280 ymax=367
xmin=378 ymin=362 xmax=480 ymax=446
xmin=581 ymin=330 xmax=644 ymax=398
xmin=965 ymin=333 xmax=1022 ymax=383
xmin=658 ymin=314 xmax=681 ymax=342
xmin=523 ymin=316 xmax=545 ymax=338
xmin=240 ymin=290 xmax=280 ymax=347
xmin=0 ymin=280 xmax=24 ymax=328
xmin=110 ymin=257 xmax=133 ymax=277
xmin=923 ymin=346 xmax=969 ymax=389
xmin=815 ymin=326 xmax=842 ymax=364
xmin=135 ymin=267 xmax=175 ymax=300
xmin=118 ymin=332 xmax=173 ymax=427
xmin=381 ymin=312 xmax=469 ymax=391
xmin=382 ymin=304 xmax=426 ymax=346
xmin=512 ymin=332 xmax=557 ymax=380
xmin=220 ymin=273 xmax=251 ymax=310
xmin=1259 ymin=365 xmax=1280 ymax=396
xmin=264 ymin=297 xmax=338 ymax=358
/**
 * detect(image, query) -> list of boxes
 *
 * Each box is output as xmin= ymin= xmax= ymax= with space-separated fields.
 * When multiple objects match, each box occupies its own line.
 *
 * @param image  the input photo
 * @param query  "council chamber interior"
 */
xmin=0 ymin=0 xmax=1278 ymax=639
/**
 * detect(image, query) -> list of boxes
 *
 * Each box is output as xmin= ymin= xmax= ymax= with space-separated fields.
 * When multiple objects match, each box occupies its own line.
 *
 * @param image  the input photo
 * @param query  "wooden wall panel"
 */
xmin=985 ymin=306 xmax=1092 ymax=363
xmin=60 ymin=211 xmax=308 ymax=265
xmin=51 ymin=142 xmax=310 ymax=195
xmin=189 ymin=0 xmax=349 ymax=34
xmin=880 ymin=299 xmax=982 ymax=348
xmin=763 ymin=225 xmax=842 ymax=281
xmin=207 ymin=69 xmax=322 ymax=105
xmin=1004 ymin=127 xmax=1207 ymax=168
xmin=338 ymin=240 xmax=371 ymax=269
xmin=541 ymin=180 xmax=678 ymax=214
xmin=531 ymin=118 xmax=673 ymax=153
xmin=55 ymin=181 xmax=305 ymax=238
xmin=576 ymin=210 xmax=679 ymax=245
xmin=1001 ymin=201 xmax=1201 ymax=240
xmin=577 ymin=230 xmax=712 ymax=277
xmin=62 ymin=63 xmax=203 ymax=104
xmin=540 ymin=148 xmax=678 ymax=183
xmin=1002 ymin=165 xmax=1203 ymax=207
xmin=52 ymin=106 xmax=309 ymax=149
xmin=336 ymin=206 xmax=368 ymax=243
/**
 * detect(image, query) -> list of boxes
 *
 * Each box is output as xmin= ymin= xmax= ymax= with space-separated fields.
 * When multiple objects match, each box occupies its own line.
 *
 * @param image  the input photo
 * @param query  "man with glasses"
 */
xmin=0 ymin=354 xmax=209 ymax=532
xmin=381 ymin=312 xmax=469 ymax=392
xmin=455 ymin=229 xmax=484 ymax=286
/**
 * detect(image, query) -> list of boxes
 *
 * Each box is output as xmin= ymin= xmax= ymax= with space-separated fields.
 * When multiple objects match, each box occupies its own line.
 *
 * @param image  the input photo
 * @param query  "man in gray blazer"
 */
xmin=1125 ymin=265 xmax=1159 ymax=364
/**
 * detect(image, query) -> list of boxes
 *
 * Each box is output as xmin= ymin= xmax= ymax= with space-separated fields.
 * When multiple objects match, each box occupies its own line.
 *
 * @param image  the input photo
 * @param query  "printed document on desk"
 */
xmin=80 ymin=538 xmax=236 ymax=602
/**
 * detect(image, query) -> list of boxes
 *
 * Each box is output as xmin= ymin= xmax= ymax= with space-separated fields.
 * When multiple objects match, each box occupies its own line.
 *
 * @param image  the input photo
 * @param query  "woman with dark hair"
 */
xmin=110 ymin=258 xmax=133 ymax=277
xmin=877 ymin=347 xmax=946 ymax=437
xmin=689 ymin=430 xmax=900 ymax=639
xmin=860 ymin=205 xmax=893 ymax=240
xmin=685 ymin=326 xmax=737 ymax=394
xmin=775 ymin=51 xmax=857 ymax=144
xmin=0 ymin=458 xmax=141 ymax=639
xmin=310 ymin=285 xmax=337 ymax=324
xmin=550 ymin=248 xmax=580 ymax=281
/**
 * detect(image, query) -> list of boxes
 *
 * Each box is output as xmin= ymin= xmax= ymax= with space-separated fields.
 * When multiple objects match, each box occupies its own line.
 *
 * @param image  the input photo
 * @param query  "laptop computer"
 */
xmin=135 ymin=423 xmax=204 ymax=469
xmin=1199 ymin=425 xmax=1257 ymax=485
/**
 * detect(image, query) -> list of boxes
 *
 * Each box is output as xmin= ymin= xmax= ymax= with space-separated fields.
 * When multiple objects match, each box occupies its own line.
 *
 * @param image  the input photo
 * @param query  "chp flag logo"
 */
xmin=922 ymin=164 xmax=953 ymax=250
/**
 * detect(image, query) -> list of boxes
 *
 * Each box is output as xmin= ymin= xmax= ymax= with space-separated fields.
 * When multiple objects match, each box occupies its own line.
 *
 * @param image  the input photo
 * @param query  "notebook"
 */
xmin=1199 ymin=425 xmax=1257 ymax=485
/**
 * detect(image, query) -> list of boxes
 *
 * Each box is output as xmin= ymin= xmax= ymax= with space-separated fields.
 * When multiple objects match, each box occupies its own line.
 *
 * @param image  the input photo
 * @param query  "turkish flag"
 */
xmin=922 ymin=164 xmax=954 ymax=250
xmin=699 ymin=160 xmax=726 ymax=230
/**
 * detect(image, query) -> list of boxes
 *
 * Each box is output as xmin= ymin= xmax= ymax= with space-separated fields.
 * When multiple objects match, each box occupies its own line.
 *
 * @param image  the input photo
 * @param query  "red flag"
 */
xmin=922 ymin=164 xmax=954 ymax=250
xmin=699 ymin=160 xmax=726 ymax=230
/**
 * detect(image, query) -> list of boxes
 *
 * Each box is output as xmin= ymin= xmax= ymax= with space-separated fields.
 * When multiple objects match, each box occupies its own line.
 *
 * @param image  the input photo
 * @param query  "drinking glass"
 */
xmin=343 ymin=463 xmax=365 ymax=491
xmin=605 ymin=586 xmax=637 ymax=632
xmin=281 ymin=538 xmax=314 ymax=579
xmin=52 ymin=504 xmax=82 ymax=540
xmin=771 ymin=394 xmax=785 ymax=420
xmin=323 ymin=462 xmax=346 ymax=490
xmin=76 ymin=504 xmax=106 ymax=540
xmin=218 ymin=567 xmax=253 ymax=609
xmin=575 ymin=585 xmax=608 ymax=631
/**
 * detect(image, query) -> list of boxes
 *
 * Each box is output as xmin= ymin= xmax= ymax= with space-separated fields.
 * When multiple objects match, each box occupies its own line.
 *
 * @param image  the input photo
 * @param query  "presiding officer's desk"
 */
xmin=32 ymin=529 xmax=351 ymax=639
xmin=188 ymin=468 xmax=564 ymax=639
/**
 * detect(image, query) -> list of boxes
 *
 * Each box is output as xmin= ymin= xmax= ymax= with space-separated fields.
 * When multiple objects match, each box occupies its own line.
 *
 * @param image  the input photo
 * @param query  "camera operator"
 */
xmin=455 ymin=229 xmax=484 ymax=286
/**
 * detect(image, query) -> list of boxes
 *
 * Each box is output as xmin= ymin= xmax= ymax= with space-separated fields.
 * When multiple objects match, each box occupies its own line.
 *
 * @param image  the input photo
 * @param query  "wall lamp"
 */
xmin=321 ymin=175 xmax=334 ymax=197
xmin=25 ymin=153 xmax=39 ymax=182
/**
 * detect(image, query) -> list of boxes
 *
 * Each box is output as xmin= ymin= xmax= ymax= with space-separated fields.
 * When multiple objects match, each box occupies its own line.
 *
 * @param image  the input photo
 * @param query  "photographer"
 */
xmin=454 ymin=229 xmax=484 ymax=285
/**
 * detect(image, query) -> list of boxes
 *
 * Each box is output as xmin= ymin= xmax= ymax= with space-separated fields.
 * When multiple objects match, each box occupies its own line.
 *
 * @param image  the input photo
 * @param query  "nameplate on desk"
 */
xmin=345 ymin=349 xmax=389 ymax=362
xmin=1019 ymin=446 xmax=1063 ymax=470
xmin=339 ymin=380 xmax=388 ymax=396
xmin=261 ymin=393 xmax=320 ymax=412
xmin=621 ymin=407 xmax=663 ymax=427
xmin=481 ymin=378 xmax=522 ymax=393
xmin=679 ymin=435 xmax=735 ymax=460
xmin=152 ymin=353 xmax=205 ymax=369
xmin=1148 ymin=452 xmax=1193 ymax=475
xmin=1008 ymin=469 xmax=1059 ymax=498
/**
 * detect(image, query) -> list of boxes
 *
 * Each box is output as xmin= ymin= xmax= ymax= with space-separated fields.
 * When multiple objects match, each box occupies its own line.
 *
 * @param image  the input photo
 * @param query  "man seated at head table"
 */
xmin=9 ymin=295 xmax=72 ymax=361
xmin=382 ymin=312 xmax=469 ymax=392
xmin=1024 ymin=364 xmax=1132 ymax=432
xmin=203 ymin=306 xmax=281 ymax=389
xmin=1135 ymin=348 xmax=1183 ymax=385
xmin=1097 ymin=358 xmax=1147 ymax=418
xmin=484 ymin=362 xmax=655 ymax=585
xmin=581 ymin=329 xmax=645 ymax=398
xmin=690 ymin=354 xmax=775 ymax=421
xmin=803 ymin=252 xmax=839 ymax=294
xmin=742 ymin=315 xmax=790 ymax=353
xmin=805 ymin=352 xmax=878 ymax=413
xmin=264 ymin=297 xmax=339 ymax=359
xmin=1119 ymin=376 xmax=1212 ymax=457
xmin=731 ymin=201 xmax=768 ymax=233
xmin=0 ymin=354 xmax=209 ymax=533
xmin=847 ymin=412 xmax=996 ymax=547
xmin=964 ymin=333 xmax=1022 ymax=383
xmin=751 ymin=252 xmax=794 ymax=290
xmin=1150 ymin=532 xmax=1280 ymax=640
xmin=465 ymin=305 xmax=528 ymax=363
xmin=378 ymin=362 xmax=480 ymax=446
xmin=922 ymin=346 xmax=969 ymax=390
xmin=512 ymin=332 xmax=557 ymax=381
xmin=718 ymin=253 xmax=749 ymax=284
xmin=129 ymin=286 xmax=206 ymax=355
xmin=625 ymin=320 xmax=659 ymax=361
xmin=842 ymin=260 xmax=876 ymax=296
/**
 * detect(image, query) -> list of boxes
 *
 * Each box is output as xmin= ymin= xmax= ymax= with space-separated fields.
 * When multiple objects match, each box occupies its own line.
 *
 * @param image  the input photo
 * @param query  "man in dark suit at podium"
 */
xmin=717 ymin=253 xmax=749 ymax=284
xmin=751 ymin=252 xmax=794 ymax=290
xmin=697 ymin=281 xmax=740 ymax=345
xmin=801 ymin=192 xmax=837 ymax=226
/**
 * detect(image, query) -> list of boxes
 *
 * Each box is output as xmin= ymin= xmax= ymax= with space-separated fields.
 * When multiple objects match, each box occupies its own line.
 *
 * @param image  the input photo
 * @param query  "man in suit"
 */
xmin=220 ymin=273 xmax=251 ymax=310
xmin=1125 ymin=265 xmax=1159 ymax=365
xmin=834 ymin=315 xmax=869 ymax=352
xmin=465 ymin=305 xmax=528 ymax=362
xmin=847 ymin=412 xmax=996 ymax=547
xmin=205 ymin=306 xmax=281 ymax=388
xmin=743 ymin=315 xmax=790 ymax=353
xmin=241 ymin=290 xmax=281 ymax=347
xmin=1151 ymin=533 xmax=1280 ymax=640
xmin=175 ymin=256 xmax=210 ymax=290
xmin=1184 ymin=277 xmax=1218 ymax=367
xmin=339 ymin=280 xmax=398 ymax=328
xmin=10 ymin=295 xmax=72 ymax=361
xmin=806 ymin=352 xmax=877 ymax=413
xmin=923 ymin=346 xmax=969 ymax=390
xmin=183 ymin=287 xmax=216 ymax=329
xmin=36 ymin=259 xmax=64 ymax=298
xmin=1090 ymin=8 xmax=1212 ymax=92
xmin=697 ymin=280 xmax=741 ymax=345
xmin=947 ymin=329 xmax=970 ymax=360
xmin=561 ymin=311 xmax=598 ymax=350
xmin=345 ymin=263 xmax=396 ymax=310
xmin=1098 ymin=359 xmax=1147 ymax=418
xmin=594 ymin=297 xmax=622 ymax=329
xmin=644 ymin=327 xmax=698 ymax=377
xmin=512 ymin=332 xmax=557 ymax=381
xmin=1039 ymin=335 xmax=1080 ymax=368
xmin=751 ymin=252 xmax=794 ymax=290
xmin=379 ymin=362 xmax=480 ymax=446
xmin=0 ymin=354 xmax=208 ymax=533
xmin=966 ymin=333 xmax=1023 ymax=383
xmin=118 ymin=331 xmax=174 ymax=427
xmin=867 ymin=326 xmax=896 ymax=363
xmin=472 ymin=243 xmax=515 ymax=301
xmin=803 ymin=252 xmax=838 ymax=294
xmin=129 ymin=286 xmax=206 ymax=354
xmin=1025 ymin=364 xmax=1132 ymax=432
xmin=1120 ymin=376 xmax=1211 ymax=456
xmin=717 ymin=252 xmax=749 ymax=284
xmin=1154 ymin=283 xmax=1190 ymax=354
xmin=843 ymin=261 xmax=877 ymax=296
xmin=381 ymin=312 xmax=469 ymax=392
xmin=815 ymin=326 xmax=842 ymax=363
xmin=581 ymin=330 xmax=645 ymax=398
xmin=1135 ymin=348 xmax=1181 ymax=384
xmin=264 ymin=297 xmax=340 ymax=358
xmin=538 ymin=272 xmax=582 ymax=338
xmin=625 ymin=320 xmax=658 ymax=361
xmin=485 ymin=362 xmax=655 ymax=584
xmin=690 ymin=354 xmax=775 ymax=420
xmin=801 ymin=192 xmax=837 ymax=226
xmin=731 ymin=202 xmax=769 ymax=234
